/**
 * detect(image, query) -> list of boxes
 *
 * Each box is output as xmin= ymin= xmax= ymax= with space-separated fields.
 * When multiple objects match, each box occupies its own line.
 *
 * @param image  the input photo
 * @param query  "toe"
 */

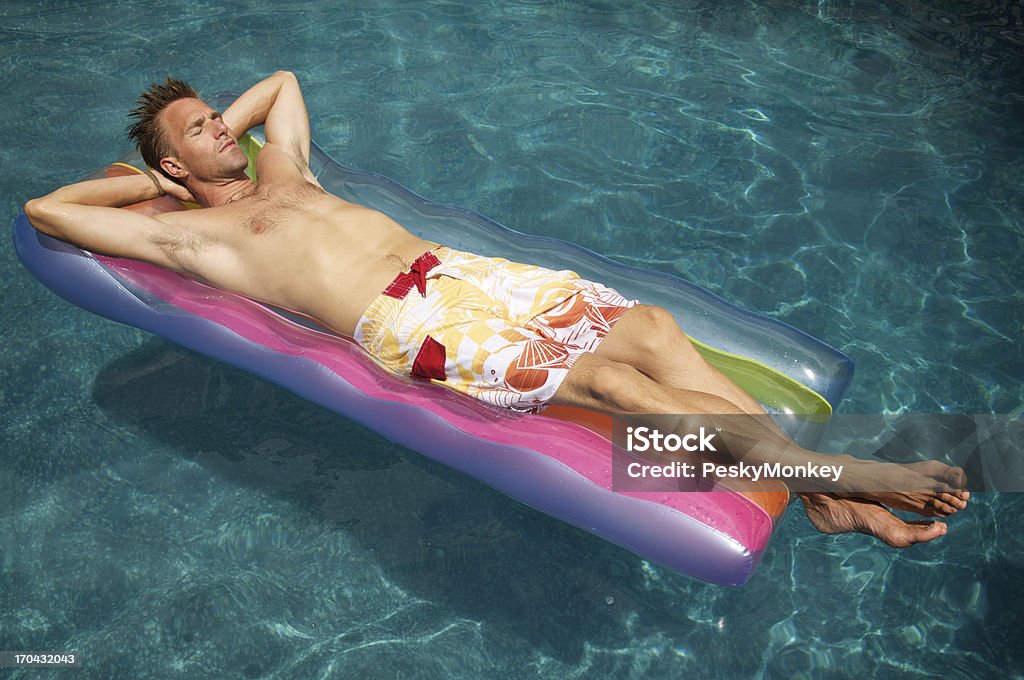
xmin=931 ymin=495 xmax=958 ymax=516
xmin=898 ymin=520 xmax=946 ymax=547
xmin=936 ymin=492 xmax=968 ymax=512
xmin=945 ymin=465 xmax=968 ymax=489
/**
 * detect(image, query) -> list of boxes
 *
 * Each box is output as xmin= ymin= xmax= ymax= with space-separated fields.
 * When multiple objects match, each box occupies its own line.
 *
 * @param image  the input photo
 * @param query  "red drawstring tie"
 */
xmin=381 ymin=250 xmax=449 ymax=382
xmin=382 ymin=251 xmax=442 ymax=300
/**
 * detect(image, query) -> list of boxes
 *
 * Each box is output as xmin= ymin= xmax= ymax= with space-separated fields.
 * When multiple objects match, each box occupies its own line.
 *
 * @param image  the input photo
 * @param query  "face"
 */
xmin=158 ymin=97 xmax=249 ymax=183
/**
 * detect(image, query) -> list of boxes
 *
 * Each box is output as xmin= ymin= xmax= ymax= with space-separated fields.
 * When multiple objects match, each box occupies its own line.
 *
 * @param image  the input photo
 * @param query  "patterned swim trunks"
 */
xmin=354 ymin=246 xmax=639 ymax=412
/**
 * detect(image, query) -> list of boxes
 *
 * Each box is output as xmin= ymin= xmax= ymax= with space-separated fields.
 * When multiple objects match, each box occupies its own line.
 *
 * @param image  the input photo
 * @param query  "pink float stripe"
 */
xmin=95 ymin=254 xmax=776 ymax=553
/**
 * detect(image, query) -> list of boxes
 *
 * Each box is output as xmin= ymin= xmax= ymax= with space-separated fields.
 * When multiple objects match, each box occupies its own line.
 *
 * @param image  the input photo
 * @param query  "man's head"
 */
xmin=127 ymin=78 xmax=248 ymax=186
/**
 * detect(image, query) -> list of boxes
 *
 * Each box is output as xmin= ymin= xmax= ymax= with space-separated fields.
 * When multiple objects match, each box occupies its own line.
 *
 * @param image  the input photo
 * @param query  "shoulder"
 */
xmin=255 ymin=142 xmax=317 ymax=184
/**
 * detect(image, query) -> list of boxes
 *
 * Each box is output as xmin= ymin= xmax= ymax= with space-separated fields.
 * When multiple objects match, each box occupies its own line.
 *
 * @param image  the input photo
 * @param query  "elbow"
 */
xmin=273 ymin=70 xmax=297 ymax=82
xmin=23 ymin=197 xmax=58 ymax=236
xmin=24 ymin=197 xmax=45 ymax=224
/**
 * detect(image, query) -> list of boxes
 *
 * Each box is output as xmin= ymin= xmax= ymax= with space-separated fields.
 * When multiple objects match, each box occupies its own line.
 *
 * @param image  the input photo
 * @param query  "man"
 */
xmin=25 ymin=72 xmax=969 ymax=546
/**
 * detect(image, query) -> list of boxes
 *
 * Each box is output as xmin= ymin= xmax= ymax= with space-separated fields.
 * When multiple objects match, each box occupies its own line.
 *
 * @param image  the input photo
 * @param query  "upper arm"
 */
xmin=223 ymin=71 xmax=311 ymax=166
xmin=25 ymin=199 xmax=189 ymax=272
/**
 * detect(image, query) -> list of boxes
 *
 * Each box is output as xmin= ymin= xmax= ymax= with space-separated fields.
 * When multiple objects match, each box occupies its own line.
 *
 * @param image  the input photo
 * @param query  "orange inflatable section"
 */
xmin=543 ymin=404 xmax=790 ymax=521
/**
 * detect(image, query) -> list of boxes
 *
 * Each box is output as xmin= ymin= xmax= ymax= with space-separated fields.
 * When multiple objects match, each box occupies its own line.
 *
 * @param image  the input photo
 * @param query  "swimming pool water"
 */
xmin=1 ymin=1 xmax=1021 ymax=677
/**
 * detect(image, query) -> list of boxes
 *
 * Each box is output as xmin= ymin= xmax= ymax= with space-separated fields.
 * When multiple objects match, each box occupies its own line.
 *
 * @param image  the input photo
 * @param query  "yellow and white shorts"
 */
xmin=354 ymin=246 xmax=639 ymax=412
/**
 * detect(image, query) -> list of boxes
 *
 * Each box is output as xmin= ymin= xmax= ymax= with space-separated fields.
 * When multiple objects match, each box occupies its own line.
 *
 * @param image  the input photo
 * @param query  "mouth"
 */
xmin=220 ymin=139 xmax=237 ymax=153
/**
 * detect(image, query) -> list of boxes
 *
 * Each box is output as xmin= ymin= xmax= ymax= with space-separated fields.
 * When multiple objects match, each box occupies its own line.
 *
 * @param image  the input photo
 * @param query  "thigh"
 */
xmin=440 ymin=314 xmax=584 ymax=411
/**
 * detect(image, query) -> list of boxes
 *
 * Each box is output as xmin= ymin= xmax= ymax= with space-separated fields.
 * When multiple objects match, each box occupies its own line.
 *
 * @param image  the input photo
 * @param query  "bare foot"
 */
xmin=833 ymin=458 xmax=970 ymax=517
xmin=704 ymin=427 xmax=970 ymax=517
xmin=798 ymin=492 xmax=948 ymax=547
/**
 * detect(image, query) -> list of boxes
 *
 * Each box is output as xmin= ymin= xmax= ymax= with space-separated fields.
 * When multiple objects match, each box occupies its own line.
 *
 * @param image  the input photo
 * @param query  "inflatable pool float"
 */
xmin=13 ymin=94 xmax=853 ymax=585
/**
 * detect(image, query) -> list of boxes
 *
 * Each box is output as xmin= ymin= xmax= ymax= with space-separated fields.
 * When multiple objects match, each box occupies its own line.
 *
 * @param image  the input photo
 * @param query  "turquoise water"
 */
xmin=2 ymin=1 xmax=1021 ymax=678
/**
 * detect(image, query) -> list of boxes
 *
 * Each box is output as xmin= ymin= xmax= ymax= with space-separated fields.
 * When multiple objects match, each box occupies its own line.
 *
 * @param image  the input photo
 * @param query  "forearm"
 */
xmin=223 ymin=70 xmax=298 ymax=138
xmin=24 ymin=175 xmax=162 ymax=237
xmin=38 ymin=174 xmax=163 ymax=207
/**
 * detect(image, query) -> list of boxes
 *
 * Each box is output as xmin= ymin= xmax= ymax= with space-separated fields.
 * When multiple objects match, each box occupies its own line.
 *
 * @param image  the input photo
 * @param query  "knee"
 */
xmin=627 ymin=304 xmax=697 ymax=355
xmin=632 ymin=304 xmax=676 ymax=330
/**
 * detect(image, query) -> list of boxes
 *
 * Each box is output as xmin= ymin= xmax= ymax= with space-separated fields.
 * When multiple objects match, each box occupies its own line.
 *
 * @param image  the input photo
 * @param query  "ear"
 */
xmin=159 ymin=156 xmax=188 ymax=182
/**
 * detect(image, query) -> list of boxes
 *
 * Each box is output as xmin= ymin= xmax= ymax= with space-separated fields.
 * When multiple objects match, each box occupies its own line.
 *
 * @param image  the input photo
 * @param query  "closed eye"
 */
xmin=188 ymin=112 xmax=221 ymax=135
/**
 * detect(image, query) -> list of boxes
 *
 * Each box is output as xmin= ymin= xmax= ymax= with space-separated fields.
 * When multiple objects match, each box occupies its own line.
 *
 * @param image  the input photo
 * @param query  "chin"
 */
xmin=229 ymin=150 xmax=249 ymax=172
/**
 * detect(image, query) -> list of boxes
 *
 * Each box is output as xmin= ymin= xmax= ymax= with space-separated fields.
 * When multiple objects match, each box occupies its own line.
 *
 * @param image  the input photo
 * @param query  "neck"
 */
xmin=189 ymin=175 xmax=257 ymax=208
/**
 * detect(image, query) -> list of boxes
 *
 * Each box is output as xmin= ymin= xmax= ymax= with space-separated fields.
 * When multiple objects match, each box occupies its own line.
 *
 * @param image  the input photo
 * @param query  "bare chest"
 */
xmin=236 ymin=181 xmax=329 ymax=236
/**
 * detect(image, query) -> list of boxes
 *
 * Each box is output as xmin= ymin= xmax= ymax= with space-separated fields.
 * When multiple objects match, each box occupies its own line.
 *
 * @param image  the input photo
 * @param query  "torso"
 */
xmin=156 ymin=144 xmax=432 ymax=336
